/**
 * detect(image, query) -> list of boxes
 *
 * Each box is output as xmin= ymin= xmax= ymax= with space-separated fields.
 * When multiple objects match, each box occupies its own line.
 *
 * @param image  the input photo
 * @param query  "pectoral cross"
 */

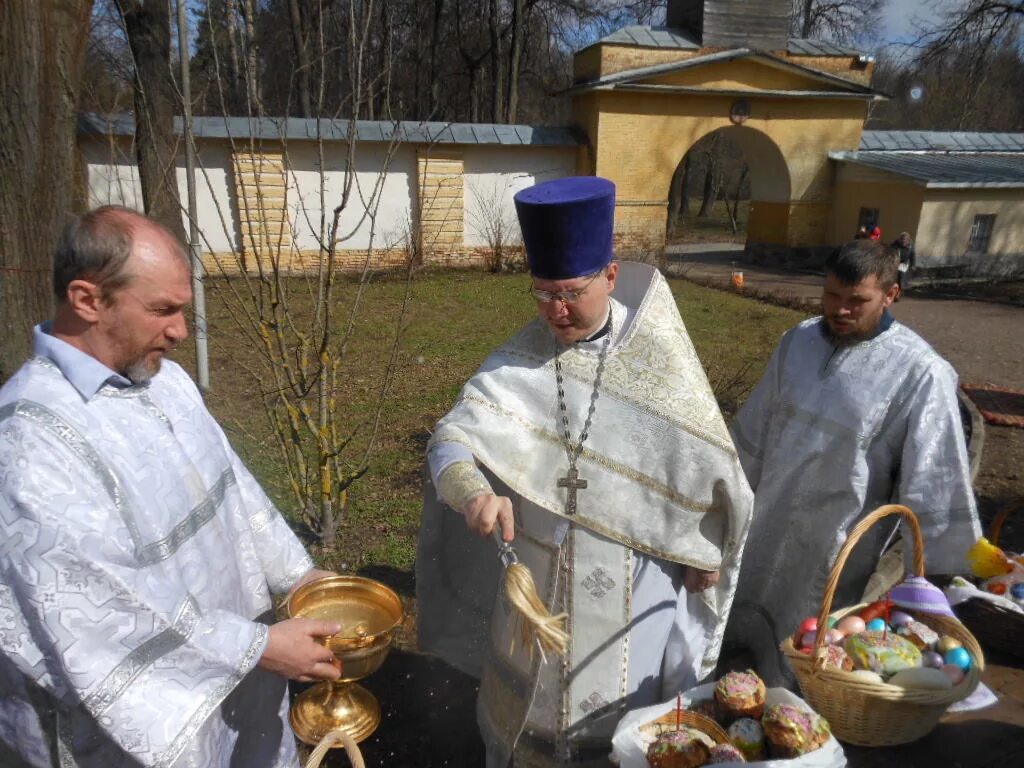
xmin=557 ymin=466 xmax=587 ymax=516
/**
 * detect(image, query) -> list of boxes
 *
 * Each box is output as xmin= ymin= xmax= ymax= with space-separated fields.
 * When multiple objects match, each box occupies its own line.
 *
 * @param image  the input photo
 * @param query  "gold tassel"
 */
xmin=495 ymin=532 xmax=569 ymax=658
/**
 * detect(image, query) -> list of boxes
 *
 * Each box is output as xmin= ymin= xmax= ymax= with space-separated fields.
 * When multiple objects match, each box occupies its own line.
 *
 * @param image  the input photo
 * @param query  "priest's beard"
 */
xmin=124 ymin=356 xmax=160 ymax=385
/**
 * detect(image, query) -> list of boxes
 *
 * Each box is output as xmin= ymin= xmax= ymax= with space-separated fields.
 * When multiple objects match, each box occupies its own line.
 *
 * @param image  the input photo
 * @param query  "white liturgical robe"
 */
xmin=727 ymin=316 xmax=980 ymax=682
xmin=417 ymin=263 xmax=753 ymax=767
xmin=0 ymin=327 xmax=313 ymax=767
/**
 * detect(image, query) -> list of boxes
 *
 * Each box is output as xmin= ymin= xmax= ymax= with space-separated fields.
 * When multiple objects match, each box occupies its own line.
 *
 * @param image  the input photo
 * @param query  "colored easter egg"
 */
xmin=801 ymin=630 xmax=818 ymax=649
xmin=859 ymin=600 xmax=888 ymax=621
xmin=889 ymin=667 xmax=953 ymax=690
xmin=889 ymin=610 xmax=914 ymax=629
xmin=825 ymin=628 xmax=845 ymax=645
xmin=837 ymin=616 xmax=866 ymax=636
xmin=936 ymin=636 xmax=963 ymax=655
xmin=866 ymin=618 xmax=888 ymax=632
xmin=941 ymin=664 xmax=966 ymax=685
xmin=922 ymin=651 xmax=944 ymax=669
xmin=1010 ymin=583 xmax=1024 ymax=599
xmin=848 ymin=669 xmax=884 ymax=684
xmin=828 ymin=616 xmax=839 ymax=629
xmin=944 ymin=647 xmax=972 ymax=671
xmin=799 ymin=617 xmax=818 ymax=635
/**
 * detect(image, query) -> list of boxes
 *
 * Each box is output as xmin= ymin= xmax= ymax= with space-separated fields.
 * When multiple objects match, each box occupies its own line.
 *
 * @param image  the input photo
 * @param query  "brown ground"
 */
xmin=308 ymin=250 xmax=1024 ymax=766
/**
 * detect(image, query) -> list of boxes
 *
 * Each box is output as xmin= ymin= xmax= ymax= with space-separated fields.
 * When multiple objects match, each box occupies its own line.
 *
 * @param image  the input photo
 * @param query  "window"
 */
xmin=858 ymin=207 xmax=879 ymax=231
xmin=968 ymin=214 xmax=996 ymax=253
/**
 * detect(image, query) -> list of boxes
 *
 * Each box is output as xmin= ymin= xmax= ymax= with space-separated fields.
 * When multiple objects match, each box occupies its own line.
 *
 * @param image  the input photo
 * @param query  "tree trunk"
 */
xmin=240 ymin=0 xmax=263 ymax=114
xmin=681 ymin=153 xmax=692 ymax=216
xmin=505 ymin=0 xmax=525 ymax=123
xmin=224 ymin=0 xmax=243 ymax=110
xmin=667 ymin=155 xmax=688 ymax=236
xmin=288 ymin=0 xmax=313 ymax=117
xmin=429 ymin=0 xmax=445 ymax=117
xmin=117 ymin=0 xmax=187 ymax=243
xmin=800 ymin=0 xmax=815 ymax=37
xmin=697 ymin=160 xmax=720 ymax=218
xmin=488 ymin=0 xmax=503 ymax=122
xmin=0 ymin=0 xmax=94 ymax=383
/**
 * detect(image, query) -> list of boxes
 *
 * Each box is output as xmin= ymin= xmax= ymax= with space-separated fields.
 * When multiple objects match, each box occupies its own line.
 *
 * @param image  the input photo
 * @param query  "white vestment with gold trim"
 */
xmin=417 ymin=262 xmax=753 ymax=767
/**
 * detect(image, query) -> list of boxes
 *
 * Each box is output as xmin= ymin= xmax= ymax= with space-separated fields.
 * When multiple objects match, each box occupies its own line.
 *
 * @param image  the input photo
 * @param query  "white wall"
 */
xmin=83 ymin=134 xmax=578 ymax=254
xmin=82 ymin=136 xmax=238 ymax=253
xmin=286 ymin=141 xmax=417 ymax=252
xmin=462 ymin=146 xmax=577 ymax=247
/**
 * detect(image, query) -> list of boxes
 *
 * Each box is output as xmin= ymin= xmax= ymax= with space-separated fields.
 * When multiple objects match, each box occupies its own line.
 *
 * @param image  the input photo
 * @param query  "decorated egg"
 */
xmin=889 ymin=667 xmax=953 ymax=690
xmin=1011 ymin=583 xmax=1024 ymax=599
xmin=866 ymin=618 xmax=888 ymax=632
xmin=801 ymin=630 xmax=818 ymax=649
xmin=837 ymin=615 xmax=866 ymax=636
xmin=922 ymin=651 xmax=944 ymax=669
xmin=941 ymin=663 xmax=966 ymax=685
xmin=859 ymin=600 xmax=888 ymax=622
xmin=936 ymin=636 xmax=963 ymax=655
xmin=890 ymin=576 xmax=955 ymax=617
xmin=799 ymin=617 xmax=818 ymax=635
xmin=827 ymin=616 xmax=839 ymax=629
xmin=825 ymin=628 xmax=845 ymax=645
xmin=944 ymin=647 xmax=972 ymax=672
xmin=889 ymin=610 xmax=914 ymax=629
xmin=848 ymin=669 xmax=884 ymax=684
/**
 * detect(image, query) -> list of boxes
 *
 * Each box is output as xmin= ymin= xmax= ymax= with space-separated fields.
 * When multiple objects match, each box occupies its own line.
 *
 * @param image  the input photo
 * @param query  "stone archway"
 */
xmin=667 ymin=124 xmax=792 ymax=246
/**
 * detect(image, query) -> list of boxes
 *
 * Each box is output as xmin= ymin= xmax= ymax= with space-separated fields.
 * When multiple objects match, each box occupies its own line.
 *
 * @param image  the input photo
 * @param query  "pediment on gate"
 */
xmin=569 ymin=49 xmax=878 ymax=100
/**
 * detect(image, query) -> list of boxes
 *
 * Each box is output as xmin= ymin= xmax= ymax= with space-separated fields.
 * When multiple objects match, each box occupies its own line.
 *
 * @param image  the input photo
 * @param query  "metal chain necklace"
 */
xmin=554 ymin=313 xmax=612 ymax=516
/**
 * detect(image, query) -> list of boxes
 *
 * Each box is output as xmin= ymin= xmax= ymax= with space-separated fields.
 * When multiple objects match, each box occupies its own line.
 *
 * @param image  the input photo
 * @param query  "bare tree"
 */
xmin=917 ymin=1 xmax=1024 ymax=60
xmin=1 ymin=0 xmax=94 ymax=383
xmin=791 ymin=0 xmax=885 ymax=43
xmin=115 ymin=0 xmax=187 ymax=242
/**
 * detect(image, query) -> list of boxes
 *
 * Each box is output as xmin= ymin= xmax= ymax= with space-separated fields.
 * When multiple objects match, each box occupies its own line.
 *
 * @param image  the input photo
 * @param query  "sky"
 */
xmin=879 ymin=0 xmax=937 ymax=44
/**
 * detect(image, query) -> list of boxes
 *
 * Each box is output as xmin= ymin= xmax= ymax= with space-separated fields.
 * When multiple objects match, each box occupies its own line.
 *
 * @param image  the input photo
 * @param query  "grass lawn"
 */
xmin=178 ymin=269 xmax=807 ymax=578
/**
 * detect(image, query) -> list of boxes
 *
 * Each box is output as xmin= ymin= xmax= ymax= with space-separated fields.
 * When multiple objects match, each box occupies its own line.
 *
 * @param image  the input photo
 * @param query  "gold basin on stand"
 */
xmin=286 ymin=575 xmax=404 ymax=746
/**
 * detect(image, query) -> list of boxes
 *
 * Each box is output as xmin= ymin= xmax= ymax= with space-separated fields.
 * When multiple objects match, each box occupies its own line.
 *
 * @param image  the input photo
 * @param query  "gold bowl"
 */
xmin=286 ymin=575 xmax=404 ymax=746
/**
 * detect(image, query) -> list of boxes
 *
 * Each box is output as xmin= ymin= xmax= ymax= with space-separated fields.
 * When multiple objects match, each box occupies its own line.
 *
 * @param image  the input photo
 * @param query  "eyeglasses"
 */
xmin=529 ymin=270 xmax=603 ymax=304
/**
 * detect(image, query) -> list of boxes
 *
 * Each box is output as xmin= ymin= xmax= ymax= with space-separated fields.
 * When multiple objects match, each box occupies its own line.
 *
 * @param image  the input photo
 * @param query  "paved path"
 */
xmin=667 ymin=244 xmax=1024 ymax=390
xmin=668 ymin=244 xmax=1024 ymax=767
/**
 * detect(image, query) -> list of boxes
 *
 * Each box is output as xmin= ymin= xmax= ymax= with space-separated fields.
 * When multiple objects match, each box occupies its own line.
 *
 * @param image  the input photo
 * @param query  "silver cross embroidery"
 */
xmin=582 ymin=567 xmax=615 ymax=599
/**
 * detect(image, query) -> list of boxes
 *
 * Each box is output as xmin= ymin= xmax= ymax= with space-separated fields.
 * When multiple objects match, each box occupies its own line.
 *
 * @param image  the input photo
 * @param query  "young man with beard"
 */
xmin=0 ymin=207 xmax=342 ymax=767
xmin=724 ymin=238 xmax=980 ymax=685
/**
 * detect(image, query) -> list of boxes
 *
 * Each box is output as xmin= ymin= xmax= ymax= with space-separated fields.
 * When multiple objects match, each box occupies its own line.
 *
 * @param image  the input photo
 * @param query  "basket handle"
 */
xmin=814 ymin=504 xmax=925 ymax=650
xmin=303 ymin=730 xmax=366 ymax=768
xmin=989 ymin=502 xmax=1021 ymax=547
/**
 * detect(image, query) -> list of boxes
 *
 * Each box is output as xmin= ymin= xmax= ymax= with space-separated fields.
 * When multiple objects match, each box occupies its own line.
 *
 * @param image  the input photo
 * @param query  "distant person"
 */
xmin=892 ymin=231 xmax=916 ymax=297
xmin=724 ymin=238 xmax=979 ymax=686
xmin=869 ymin=225 xmax=883 ymax=241
xmin=854 ymin=225 xmax=869 ymax=239
xmin=0 ymin=206 xmax=341 ymax=766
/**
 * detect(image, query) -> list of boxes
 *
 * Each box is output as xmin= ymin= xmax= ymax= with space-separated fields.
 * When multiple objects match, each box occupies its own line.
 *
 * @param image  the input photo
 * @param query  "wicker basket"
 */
xmin=953 ymin=502 xmax=1024 ymax=661
xmin=303 ymin=730 xmax=366 ymax=768
xmin=781 ymin=504 xmax=985 ymax=747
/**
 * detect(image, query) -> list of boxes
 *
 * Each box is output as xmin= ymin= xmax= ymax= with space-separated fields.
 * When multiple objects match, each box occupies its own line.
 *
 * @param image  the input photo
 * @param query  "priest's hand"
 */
xmin=463 ymin=493 xmax=515 ymax=541
xmin=684 ymin=567 xmax=720 ymax=594
xmin=260 ymin=618 xmax=344 ymax=682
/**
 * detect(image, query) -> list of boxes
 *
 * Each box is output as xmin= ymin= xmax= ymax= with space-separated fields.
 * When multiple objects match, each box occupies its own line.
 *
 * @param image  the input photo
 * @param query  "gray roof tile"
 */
xmin=78 ymin=113 xmax=582 ymax=147
xmin=860 ymin=130 xmax=1024 ymax=152
xmin=833 ymin=150 xmax=1024 ymax=187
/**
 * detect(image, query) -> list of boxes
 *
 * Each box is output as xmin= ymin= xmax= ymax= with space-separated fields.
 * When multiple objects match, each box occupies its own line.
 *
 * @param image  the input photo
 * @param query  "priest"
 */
xmin=416 ymin=176 xmax=753 ymax=767
xmin=0 ymin=207 xmax=340 ymax=767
